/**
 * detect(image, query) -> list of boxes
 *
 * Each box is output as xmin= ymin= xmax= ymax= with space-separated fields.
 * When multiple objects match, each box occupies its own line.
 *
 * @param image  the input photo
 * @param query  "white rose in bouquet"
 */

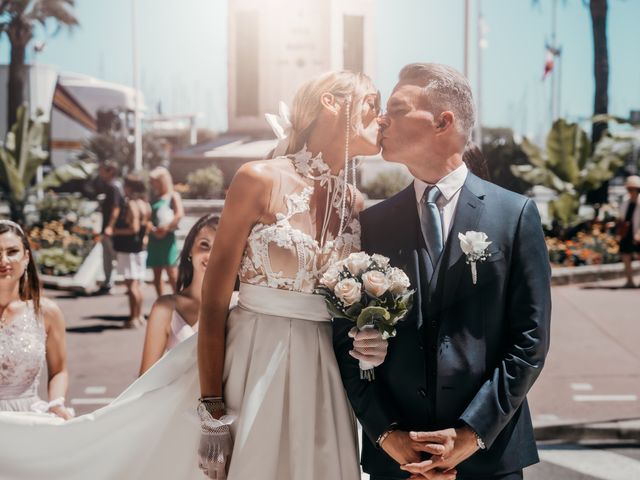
xmin=334 ymin=278 xmax=362 ymax=306
xmin=344 ymin=252 xmax=370 ymax=276
xmin=362 ymin=270 xmax=390 ymax=297
xmin=371 ymin=254 xmax=390 ymax=268
xmin=320 ymin=264 xmax=342 ymax=290
xmin=387 ymin=267 xmax=411 ymax=294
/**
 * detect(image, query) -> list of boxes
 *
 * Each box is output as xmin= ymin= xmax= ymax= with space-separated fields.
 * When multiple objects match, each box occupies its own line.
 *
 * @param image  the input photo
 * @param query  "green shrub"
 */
xmin=360 ymin=169 xmax=412 ymax=199
xmin=186 ymin=165 xmax=224 ymax=199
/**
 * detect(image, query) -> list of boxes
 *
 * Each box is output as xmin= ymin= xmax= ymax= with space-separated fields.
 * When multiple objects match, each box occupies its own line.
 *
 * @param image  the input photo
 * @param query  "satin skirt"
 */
xmin=0 ymin=283 xmax=360 ymax=480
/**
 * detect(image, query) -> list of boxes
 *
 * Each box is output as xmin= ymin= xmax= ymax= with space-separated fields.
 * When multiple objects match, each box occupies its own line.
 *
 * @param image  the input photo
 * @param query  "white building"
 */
xmin=227 ymin=0 xmax=376 ymax=132
xmin=0 ymin=65 xmax=143 ymax=168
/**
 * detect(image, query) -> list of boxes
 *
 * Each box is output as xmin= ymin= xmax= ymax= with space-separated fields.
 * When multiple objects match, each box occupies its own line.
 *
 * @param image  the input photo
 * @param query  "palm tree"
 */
xmin=0 ymin=0 xmax=78 ymax=127
xmin=585 ymin=0 xmax=609 ymax=204
xmin=533 ymin=0 xmax=610 ymax=202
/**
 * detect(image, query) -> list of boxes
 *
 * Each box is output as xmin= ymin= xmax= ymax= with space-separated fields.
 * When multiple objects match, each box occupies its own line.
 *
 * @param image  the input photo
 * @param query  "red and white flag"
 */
xmin=542 ymin=45 xmax=561 ymax=80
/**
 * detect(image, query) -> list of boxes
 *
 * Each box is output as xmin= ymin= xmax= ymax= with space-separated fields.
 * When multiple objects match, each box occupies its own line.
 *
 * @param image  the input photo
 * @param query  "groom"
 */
xmin=333 ymin=63 xmax=551 ymax=480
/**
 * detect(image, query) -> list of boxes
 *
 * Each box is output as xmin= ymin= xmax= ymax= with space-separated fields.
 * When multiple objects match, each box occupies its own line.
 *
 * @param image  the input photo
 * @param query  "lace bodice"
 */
xmin=0 ymin=302 xmax=46 ymax=402
xmin=239 ymin=147 xmax=361 ymax=293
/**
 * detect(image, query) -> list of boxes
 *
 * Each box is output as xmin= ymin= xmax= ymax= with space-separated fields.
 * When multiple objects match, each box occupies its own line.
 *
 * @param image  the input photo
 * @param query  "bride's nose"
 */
xmin=377 ymin=114 xmax=389 ymax=129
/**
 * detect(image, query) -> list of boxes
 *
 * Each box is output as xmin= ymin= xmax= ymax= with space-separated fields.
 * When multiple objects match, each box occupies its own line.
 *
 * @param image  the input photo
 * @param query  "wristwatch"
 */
xmin=473 ymin=430 xmax=486 ymax=450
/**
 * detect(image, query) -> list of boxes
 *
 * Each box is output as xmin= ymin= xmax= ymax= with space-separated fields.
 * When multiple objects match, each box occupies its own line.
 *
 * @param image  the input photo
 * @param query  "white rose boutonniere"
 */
xmin=458 ymin=231 xmax=492 ymax=285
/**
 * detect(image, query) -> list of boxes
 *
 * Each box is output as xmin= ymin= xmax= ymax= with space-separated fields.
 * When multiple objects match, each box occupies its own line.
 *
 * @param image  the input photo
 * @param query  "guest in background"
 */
xmin=0 ymin=220 xmax=73 ymax=420
xmin=147 ymin=167 xmax=184 ymax=296
xmin=463 ymin=141 xmax=491 ymax=181
xmin=618 ymin=175 xmax=640 ymax=288
xmin=139 ymin=214 xmax=217 ymax=375
xmin=97 ymin=160 xmax=124 ymax=293
xmin=113 ymin=175 xmax=152 ymax=328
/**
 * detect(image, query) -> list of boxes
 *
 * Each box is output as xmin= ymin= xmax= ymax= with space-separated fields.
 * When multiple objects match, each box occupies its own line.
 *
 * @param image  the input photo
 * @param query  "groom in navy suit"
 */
xmin=333 ymin=63 xmax=551 ymax=480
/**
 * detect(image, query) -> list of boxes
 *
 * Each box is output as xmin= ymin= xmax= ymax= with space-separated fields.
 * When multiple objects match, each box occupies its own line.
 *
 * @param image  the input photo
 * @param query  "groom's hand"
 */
xmin=380 ymin=430 xmax=449 ymax=466
xmin=401 ymin=427 xmax=479 ymax=477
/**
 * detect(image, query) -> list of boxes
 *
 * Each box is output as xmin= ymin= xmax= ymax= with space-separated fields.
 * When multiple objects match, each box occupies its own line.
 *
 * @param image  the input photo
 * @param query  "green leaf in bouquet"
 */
xmin=379 ymin=323 xmax=397 ymax=340
xmin=395 ymin=290 xmax=415 ymax=311
xmin=387 ymin=309 xmax=409 ymax=326
xmin=357 ymin=306 xmax=391 ymax=329
xmin=323 ymin=298 xmax=351 ymax=321
xmin=345 ymin=302 xmax=364 ymax=320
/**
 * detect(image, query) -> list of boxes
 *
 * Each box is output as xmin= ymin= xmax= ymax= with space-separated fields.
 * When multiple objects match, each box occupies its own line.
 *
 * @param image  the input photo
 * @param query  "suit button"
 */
xmin=430 ymin=345 xmax=437 ymax=352
xmin=431 ymin=321 xmax=437 ymax=328
xmin=417 ymin=387 xmax=427 ymax=398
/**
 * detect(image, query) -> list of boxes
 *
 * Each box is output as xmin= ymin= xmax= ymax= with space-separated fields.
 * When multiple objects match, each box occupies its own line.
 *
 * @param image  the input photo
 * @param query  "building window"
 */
xmin=343 ymin=15 xmax=364 ymax=73
xmin=236 ymin=11 xmax=259 ymax=116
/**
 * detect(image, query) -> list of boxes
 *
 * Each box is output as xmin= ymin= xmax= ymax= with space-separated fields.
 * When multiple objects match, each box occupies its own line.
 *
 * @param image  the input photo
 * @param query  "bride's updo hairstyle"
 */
xmin=285 ymin=71 xmax=376 ymax=155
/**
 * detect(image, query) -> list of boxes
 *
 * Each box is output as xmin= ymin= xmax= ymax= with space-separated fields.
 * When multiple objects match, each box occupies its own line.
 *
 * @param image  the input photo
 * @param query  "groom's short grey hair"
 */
xmin=399 ymin=63 xmax=476 ymax=142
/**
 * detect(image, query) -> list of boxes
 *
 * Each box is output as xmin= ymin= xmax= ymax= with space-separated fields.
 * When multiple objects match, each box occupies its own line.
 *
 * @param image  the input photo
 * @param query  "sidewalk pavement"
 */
xmin=529 ymin=273 xmax=640 ymax=442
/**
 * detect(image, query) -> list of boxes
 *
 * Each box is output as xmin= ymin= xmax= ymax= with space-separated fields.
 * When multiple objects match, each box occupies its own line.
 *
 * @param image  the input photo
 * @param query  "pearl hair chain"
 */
xmin=338 ymin=95 xmax=352 ymax=237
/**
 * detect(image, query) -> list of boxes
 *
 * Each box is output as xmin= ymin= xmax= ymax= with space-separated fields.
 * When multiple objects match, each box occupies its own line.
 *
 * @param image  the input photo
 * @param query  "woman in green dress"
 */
xmin=148 ymin=167 xmax=184 ymax=296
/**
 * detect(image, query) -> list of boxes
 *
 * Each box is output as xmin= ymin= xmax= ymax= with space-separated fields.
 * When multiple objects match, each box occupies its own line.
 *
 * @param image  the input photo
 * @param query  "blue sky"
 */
xmin=1 ymin=0 xmax=638 ymax=140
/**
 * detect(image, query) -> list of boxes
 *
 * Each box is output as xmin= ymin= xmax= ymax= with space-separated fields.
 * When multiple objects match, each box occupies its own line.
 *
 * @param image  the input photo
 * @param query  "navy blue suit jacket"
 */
xmin=333 ymin=173 xmax=552 ymax=478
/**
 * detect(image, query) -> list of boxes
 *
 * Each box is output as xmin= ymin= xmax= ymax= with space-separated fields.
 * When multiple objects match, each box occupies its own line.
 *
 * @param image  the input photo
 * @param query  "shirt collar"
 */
xmin=414 ymin=163 xmax=469 ymax=203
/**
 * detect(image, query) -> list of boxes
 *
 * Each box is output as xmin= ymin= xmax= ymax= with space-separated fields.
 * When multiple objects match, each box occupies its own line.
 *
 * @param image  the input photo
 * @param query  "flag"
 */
xmin=542 ymin=45 xmax=561 ymax=80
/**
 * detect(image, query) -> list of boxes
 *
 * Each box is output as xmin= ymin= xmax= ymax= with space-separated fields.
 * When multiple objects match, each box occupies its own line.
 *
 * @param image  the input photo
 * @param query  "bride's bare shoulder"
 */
xmin=233 ymin=158 xmax=290 ymax=184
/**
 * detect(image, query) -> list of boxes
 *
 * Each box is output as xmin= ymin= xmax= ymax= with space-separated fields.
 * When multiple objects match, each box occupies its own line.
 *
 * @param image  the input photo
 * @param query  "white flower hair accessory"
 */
xmin=458 ymin=231 xmax=492 ymax=285
xmin=264 ymin=101 xmax=292 ymax=157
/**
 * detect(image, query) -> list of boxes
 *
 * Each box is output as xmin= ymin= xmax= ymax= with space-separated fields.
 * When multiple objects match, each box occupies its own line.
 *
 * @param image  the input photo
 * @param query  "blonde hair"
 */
xmin=149 ymin=166 xmax=174 ymax=195
xmin=399 ymin=63 xmax=476 ymax=142
xmin=285 ymin=71 xmax=376 ymax=155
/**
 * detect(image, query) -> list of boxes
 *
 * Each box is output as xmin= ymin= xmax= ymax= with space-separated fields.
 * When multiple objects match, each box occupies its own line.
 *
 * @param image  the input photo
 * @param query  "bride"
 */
xmin=197 ymin=70 xmax=386 ymax=479
xmin=0 ymin=70 xmax=386 ymax=480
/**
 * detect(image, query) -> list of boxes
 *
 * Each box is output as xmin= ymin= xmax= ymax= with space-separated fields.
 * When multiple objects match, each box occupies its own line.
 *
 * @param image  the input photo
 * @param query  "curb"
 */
xmin=551 ymin=261 xmax=640 ymax=286
xmin=534 ymin=418 xmax=640 ymax=442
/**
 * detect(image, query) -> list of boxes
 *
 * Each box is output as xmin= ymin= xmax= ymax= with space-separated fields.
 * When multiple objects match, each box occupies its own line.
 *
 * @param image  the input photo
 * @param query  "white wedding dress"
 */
xmin=0 ymin=147 xmax=362 ymax=480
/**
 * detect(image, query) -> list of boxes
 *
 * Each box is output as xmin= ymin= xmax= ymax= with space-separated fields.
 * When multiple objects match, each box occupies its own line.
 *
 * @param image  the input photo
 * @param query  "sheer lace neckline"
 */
xmin=288 ymin=145 xmax=344 ymax=183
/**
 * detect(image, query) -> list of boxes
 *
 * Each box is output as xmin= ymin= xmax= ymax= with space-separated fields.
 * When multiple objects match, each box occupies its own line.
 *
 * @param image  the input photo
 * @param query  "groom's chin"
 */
xmin=380 ymin=148 xmax=400 ymax=164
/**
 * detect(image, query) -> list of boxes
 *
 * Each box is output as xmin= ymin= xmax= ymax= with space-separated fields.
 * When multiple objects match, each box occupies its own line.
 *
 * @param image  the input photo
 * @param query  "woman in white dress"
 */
xmin=0 ymin=220 xmax=72 ymax=420
xmin=197 ymin=71 xmax=386 ymax=479
xmin=0 ymin=71 xmax=385 ymax=480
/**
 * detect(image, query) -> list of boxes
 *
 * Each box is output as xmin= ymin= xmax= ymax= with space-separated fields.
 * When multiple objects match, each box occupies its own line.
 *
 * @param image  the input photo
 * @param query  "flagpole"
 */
xmin=132 ymin=0 xmax=142 ymax=172
xmin=464 ymin=0 xmax=470 ymax=78
xmin=475 ymin=0 xmax=483 ymax=146
xmin=550 ymin=0 xmax=558 ymax=122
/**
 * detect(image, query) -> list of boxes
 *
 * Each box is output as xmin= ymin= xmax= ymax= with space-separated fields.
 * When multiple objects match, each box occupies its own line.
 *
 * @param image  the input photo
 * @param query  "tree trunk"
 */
xmin=586 ymin=0 xmax=609 ymax=205
xmin=8 ymin=198 xmax=26 ymax=224
xmin=7 ymin=18 xmax=31 ymax=129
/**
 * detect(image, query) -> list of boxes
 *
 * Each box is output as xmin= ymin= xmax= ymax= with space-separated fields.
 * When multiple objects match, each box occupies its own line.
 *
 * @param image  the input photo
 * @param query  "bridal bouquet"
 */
xmin=317 ymin=252 xmax=415 ymax=380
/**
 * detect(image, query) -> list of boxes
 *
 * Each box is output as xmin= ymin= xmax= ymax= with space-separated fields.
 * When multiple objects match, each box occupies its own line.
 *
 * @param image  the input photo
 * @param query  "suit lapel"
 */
xmin=389 ymin=185 xmax=424 ymax=330
xmin=439 ymin=174 xmax=486 ymax=310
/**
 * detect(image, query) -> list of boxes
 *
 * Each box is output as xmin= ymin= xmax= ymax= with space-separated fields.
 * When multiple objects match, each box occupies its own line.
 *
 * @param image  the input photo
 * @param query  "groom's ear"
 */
xmin=320 ymin=93 xmax=340 ymax=115
xmin=435 ymin=111 xmax=455 ymax=132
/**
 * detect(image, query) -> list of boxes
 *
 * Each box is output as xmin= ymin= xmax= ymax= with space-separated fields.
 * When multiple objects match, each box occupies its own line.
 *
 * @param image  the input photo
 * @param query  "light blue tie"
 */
xmin=421 ymin=186 xmax=444 ymax=266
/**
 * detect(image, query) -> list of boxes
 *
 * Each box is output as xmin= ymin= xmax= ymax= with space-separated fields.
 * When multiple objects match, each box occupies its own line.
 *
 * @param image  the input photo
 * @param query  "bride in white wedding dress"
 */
xmin=0 ymin=71 xmax=385 ymax=480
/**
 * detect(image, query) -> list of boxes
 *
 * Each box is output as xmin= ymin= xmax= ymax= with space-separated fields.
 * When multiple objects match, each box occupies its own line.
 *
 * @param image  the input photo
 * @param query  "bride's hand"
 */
xmin=348 ymin=327 xmax=388 ymax=367
xmin=197 ymin=404 xmax=233 ymax=479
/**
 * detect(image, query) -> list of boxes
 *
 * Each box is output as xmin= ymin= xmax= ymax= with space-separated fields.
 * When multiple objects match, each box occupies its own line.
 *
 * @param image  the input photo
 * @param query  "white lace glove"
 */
xmin=197 ymin=403 xmax=235 ymax=479
xmin=348 ymin=326 xmax=389 ymax=368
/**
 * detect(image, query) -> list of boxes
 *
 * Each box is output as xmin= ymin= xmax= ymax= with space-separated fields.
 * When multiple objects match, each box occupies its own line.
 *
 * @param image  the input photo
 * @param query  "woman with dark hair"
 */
xmin=462 ymin=141 xmax=491 ymax=181
xmin=0 ymin=220 xmax=73 ymax=420
xmin=113 ymin=174 xmax=152 ymax=329
xmin=138 ymin=214 xmax=217 ymax=374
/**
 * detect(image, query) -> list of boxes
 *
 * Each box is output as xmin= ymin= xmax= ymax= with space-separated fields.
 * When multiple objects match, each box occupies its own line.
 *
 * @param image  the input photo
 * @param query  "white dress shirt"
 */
xmin=414 ymin=163 xmax=469 ymax=244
